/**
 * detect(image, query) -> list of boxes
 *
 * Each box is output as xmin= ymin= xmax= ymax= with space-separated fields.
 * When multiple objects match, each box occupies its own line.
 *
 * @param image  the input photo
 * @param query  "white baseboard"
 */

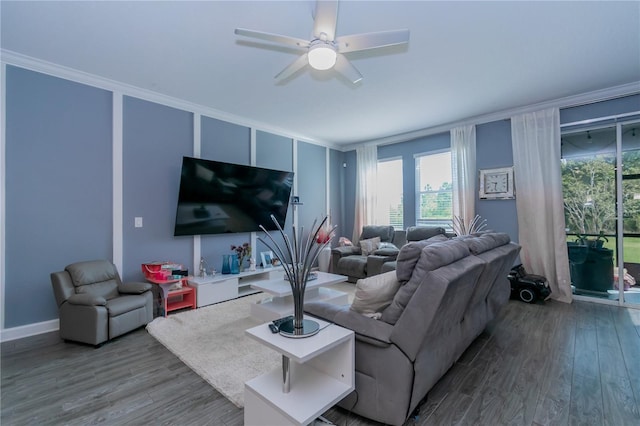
xmin=0 ymin=319 xmax=59 ymax=343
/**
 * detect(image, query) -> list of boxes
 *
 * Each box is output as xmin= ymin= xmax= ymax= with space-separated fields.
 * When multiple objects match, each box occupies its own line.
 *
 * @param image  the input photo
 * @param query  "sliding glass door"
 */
xmin=562 ymin=120 xmax=640 ymax=307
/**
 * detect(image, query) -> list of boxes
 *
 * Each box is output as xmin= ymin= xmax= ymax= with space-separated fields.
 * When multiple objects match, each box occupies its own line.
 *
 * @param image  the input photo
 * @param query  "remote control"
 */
xmin=272 ymin=315 xmax=294 ymax=328
xmin=268 ymin=323 xmax=279 ymax=333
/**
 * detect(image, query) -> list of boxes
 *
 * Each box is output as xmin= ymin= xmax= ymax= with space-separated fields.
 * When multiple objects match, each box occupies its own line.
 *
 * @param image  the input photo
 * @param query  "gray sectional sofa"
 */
xmin=305 ymin=232 xmax=520 ymax=425
xmin=331 ymin=225 xmax=446 ymax=282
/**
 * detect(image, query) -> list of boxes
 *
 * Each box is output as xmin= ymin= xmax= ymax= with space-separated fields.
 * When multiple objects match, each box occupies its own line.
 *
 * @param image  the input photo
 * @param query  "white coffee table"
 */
xmin=250 ymin=271 xmax=349 ymax=321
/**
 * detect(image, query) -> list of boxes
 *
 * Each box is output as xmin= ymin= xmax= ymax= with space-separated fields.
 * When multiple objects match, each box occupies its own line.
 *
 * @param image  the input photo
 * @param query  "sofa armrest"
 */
xmin=119 ymin=282 xmax=152 ymax=294
xmin=305 ymin=302 xmax=393 ymax=346
xmin=67 ymin=294 xmax=107 ymax=306
xmin=332 ymin=246 xmax=361 ymax=258
xmin=367 ymin=254 xmax=397 ymax=276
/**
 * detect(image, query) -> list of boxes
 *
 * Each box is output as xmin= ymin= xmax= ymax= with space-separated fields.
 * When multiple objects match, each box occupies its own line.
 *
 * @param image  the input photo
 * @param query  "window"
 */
xmin=376 ymin=158 xmax=403 ymax=229
xmin=415 ymin=151 xmax=453 ymax=229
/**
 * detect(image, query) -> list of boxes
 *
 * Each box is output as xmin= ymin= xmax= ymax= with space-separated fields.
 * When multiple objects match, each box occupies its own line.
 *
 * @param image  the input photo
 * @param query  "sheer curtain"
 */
xmin=451 ymin=125 xmax=477 ymax=229
xmin=511 ymin=107 xmax=572 ymax=303
xmin=353 ymin=145 xmax=378 ymax=242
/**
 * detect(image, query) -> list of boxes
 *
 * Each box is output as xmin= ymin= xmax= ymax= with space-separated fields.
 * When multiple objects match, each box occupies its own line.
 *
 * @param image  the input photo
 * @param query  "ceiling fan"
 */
xmin=234 ymin=0 xmax=410 ymax=84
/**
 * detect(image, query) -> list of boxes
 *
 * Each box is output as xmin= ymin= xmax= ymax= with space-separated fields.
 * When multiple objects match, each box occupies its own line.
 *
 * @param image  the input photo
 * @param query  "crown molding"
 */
xmin=341 ymin=81 xmax=640 ymax=151
xmin=0 ymin=49 xmax=341 ymax=150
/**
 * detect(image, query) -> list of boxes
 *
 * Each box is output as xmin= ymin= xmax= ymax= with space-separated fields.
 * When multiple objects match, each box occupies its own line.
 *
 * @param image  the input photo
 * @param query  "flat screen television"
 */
xmin=174 ymin=156 xmax=294 ymax=236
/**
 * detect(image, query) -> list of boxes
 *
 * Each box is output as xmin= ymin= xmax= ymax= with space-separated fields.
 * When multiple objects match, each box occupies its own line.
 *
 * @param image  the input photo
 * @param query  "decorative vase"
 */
xmin=318 ymin=246 xmax=331 ymax=272
xmin=238 ymin=256 xmax=246 ymax=272
xmin=230 ymin=254 xmax=240 ymax=274
xmin=221 ymin=254 xmax=231 ymax=274
xmin=258 ymin=215 xmax=336 ymax=338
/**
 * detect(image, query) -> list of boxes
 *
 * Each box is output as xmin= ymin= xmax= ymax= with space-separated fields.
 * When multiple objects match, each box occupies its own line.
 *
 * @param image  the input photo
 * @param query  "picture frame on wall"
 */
xmin=260 ymin=251 xmax=273 ymax=268
xmin=479 ymin=166 xmax=515 ymax=199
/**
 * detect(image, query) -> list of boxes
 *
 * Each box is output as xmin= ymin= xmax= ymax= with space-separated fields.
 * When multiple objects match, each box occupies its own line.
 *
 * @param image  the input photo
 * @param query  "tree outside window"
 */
xmin=416 ymin=151 xmax=453 ymax=229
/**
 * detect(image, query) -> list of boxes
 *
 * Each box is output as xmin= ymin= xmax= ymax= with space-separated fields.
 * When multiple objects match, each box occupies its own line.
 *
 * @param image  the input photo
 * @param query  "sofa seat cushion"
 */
xmin=106 ymin=294 xmax=147 ymax=317
xmin=351 ymin=271 xmax=401 ymax=317
xmin=338 ymin=256 xmax=368 ymax=278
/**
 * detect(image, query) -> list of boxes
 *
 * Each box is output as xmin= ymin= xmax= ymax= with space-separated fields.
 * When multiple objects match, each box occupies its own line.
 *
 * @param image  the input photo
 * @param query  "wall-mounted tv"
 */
xmin=174 ymin=157 xmax=294 ymax=236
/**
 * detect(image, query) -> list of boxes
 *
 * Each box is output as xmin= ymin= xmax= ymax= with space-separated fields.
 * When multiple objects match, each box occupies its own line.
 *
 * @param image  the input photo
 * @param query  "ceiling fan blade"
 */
xmin=336 ymin=29 xmax=410 ymax=53
xmin=274 ymin=53 xmax=309 ymax=82
xmin=334 ymin=54 xmax=363 ymax=84
xmin=313 ymin=0 xmax=338 ymax=41
xmin=235 ymin=28 xmax=309 ymax=48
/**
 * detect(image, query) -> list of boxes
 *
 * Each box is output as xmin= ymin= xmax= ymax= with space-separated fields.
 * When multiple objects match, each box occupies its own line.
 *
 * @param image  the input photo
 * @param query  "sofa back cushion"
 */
xmin=66 ymin=260 xmax=120 ymax=300
xmin=382 ymin=239 xmax=470 ymax=325
xmin=395 ymin=234 xmax=449 ymax=284
xmin=406 ymin=226 xmax=447 ymax=242
xmin=463 ymin=232 xmax=511 ymax=255
xmin=360 ymin=225 xmax=395 ymax=243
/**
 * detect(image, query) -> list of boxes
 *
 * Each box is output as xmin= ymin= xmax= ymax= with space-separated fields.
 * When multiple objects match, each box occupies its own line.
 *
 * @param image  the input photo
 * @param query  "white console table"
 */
xmin=244 ymin=318 xmax=354 ymax=426
xmin=187 ymin=267 xmax=282 ymax=308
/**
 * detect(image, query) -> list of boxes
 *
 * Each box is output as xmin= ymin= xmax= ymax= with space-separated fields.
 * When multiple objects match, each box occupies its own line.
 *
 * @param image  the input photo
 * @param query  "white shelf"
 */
xmin=244 ymin=318 xmax=354 ymax=426
xmin=245 ymin=364 xmax=352 ymax=425
xmin=187 ymin=267 xmax=282 ymax=308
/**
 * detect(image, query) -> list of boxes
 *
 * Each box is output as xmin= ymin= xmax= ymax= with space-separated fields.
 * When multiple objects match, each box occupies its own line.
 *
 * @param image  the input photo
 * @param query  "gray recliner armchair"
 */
xmin=51 ymin=259 xmax=154 ymax=346
xmin=332 ymin=225 xmax=402 ymax=282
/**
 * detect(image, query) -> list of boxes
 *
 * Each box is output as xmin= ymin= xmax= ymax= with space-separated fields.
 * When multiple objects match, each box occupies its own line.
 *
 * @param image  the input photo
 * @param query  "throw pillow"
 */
xmin=339 ymin=237 xmax=353 ymax=246
xmin=350 ymin=271 xmax=401 ymax=317
xmin=359 ymin=236 xmax=381 ymax=255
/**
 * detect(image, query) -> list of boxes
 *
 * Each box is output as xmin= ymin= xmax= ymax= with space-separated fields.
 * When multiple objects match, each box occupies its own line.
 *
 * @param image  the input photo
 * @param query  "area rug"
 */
xmin=146 ymin=281 xmax=354 ymax=408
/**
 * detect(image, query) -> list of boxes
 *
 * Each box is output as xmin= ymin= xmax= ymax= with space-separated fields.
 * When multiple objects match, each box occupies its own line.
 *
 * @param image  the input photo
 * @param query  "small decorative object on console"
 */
xmin=258 ymin=215 xmax=336 ymax=338
xmin=508 ymin=264 xmax=551 ymax=303
xmin=231 ymin=243 xmax=251 ymax=271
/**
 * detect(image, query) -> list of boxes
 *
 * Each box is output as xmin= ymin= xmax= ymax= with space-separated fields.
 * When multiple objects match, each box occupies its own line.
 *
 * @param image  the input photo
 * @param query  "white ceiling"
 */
xmin=1 ymin=1 xmax=639 ymax=148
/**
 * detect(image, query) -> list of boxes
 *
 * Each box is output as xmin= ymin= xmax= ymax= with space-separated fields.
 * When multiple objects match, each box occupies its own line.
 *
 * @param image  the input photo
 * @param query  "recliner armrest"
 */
xmin=367 ymin=255 xmax=397 ymax=276
xmin=67 ymin=294 xmax=107 ymax=306
xmin=305 ymin=302 xmax=393 ymax=346
xmin=119 ymin=282 xmax=152 ymax=294
xmin=332 ymin=246 xmax=361 ymax=257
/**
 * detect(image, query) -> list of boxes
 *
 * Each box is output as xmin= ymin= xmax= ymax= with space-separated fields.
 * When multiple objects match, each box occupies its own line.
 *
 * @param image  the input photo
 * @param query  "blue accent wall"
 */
xmin=122 ymin=97 xmax=193 ymax=281
xmin=5 ymin=66 xmax=112 ymax=327
xmin=200 ymin=116 xmax=252 ymax=272
xmin=561 ymin=94 xmax=640 ymax=124
xmin=475 ymin=119 xmax=519 ymax=242
xmin=254 ymin=131 xmax=294 ymax=259
xmin=297 ymin=142 xmax=327 ymax=230
xmin=329 ymin=149 xmax=343 ymax=244
xmin=342 ymin=150 xmax=357 ymax=240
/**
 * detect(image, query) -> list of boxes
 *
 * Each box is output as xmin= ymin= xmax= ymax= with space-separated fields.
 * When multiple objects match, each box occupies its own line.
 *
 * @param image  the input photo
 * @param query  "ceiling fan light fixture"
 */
xmin=308 ymin=43 xmax=337 ymax=70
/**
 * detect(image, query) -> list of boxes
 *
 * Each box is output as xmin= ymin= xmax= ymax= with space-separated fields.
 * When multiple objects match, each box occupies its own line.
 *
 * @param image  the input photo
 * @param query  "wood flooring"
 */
xmin=2 ymin=299 xmax=640 ymax=426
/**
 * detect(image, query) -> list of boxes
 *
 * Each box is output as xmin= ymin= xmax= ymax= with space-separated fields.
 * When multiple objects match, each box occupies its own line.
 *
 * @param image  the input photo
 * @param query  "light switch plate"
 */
xmin=135 ymin=217 xmax=143 ymax=228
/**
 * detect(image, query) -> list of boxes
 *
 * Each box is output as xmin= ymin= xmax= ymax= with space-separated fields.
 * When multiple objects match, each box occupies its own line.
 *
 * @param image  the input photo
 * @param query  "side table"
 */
xmin=145 ymin=277 xmax=196 ymax=316
xmin=244 ymin=317 xmax=354 ymax=426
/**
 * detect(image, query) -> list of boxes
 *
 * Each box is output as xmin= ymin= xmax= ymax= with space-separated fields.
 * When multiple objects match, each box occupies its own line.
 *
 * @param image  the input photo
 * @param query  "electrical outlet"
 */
xmin=135 ymin=217 xmax=143 ymax=228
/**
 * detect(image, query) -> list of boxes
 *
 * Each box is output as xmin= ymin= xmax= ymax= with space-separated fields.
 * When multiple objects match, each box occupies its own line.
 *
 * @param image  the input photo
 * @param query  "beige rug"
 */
xmin=146 ymin=282 xmax=354 ymax=408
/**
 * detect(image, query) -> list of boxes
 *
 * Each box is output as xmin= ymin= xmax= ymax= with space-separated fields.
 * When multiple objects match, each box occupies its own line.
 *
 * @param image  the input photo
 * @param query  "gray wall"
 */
xmin=200 ymin=117 xmax=252 ymax=272
xmin=341 ymin=95 xmax=640 ymax=245
xmin=122 ymin=97 xmax=194 ymax=281
xmin=475 ymin=119 xmax=518 ymax=242
xmin=297 ymin=141 xmax=327 ymax=229
xmin=5 ymin=66 xmax=112 ymax=327
xmin=2 ymin=66 xmax=338 ymax=330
